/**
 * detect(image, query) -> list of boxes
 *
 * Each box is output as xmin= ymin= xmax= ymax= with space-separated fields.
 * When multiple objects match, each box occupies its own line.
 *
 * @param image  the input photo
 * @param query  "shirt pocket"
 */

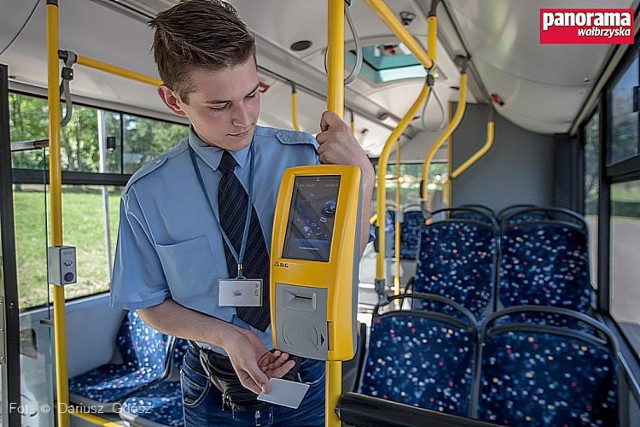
xmin=156 ymin=236 xmax=218 ymax=302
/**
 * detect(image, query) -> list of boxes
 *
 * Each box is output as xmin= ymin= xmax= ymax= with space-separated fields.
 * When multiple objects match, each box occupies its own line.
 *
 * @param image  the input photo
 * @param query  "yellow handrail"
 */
xmin=75 ymin=54 xmax=161 ymax=86
xmin=428 ymin=15 xmax=437 ymax=64
xmin=291 ymin=84 xmax=300 ymax=131
xmin=450 ymin=120 xmax=495 ymax=179
xmin=326 ymin=1 xmax=344 ymax=426
xmin=443 ymin=118 xmax=494 ymax=207
xmin=393 ymin=145 xmax=401 ymax=295
xmin=47 ymin=3 xmax=70 ymax=427
xmin=65 ymin=412 xmax=122 ymax=427
xmin=350 ymin=110 xmax=356 ymax=135
xmin=49 ymin=46 xmax=161 ymax=427
xmin=375 ymin=82 xmax=430 ymax=285
xmin=420 ymin=72 xmax=467 ymax=206
xmin=364 ymin=0 xmax=434 ymax=69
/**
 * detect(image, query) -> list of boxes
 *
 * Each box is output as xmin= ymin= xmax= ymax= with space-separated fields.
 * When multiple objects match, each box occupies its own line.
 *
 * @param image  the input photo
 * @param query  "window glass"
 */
xmin=608 ymin=54 xmax=639 ymax=165
xmin=59 ymin=106 xmax=123 ymax=173
xmin=99 ymin=110 xmax=123 ymax=174
xmin=373 ymin=162 xmax=447 ymax=212
xmin=584 ymin=112 xmax=599 ymax=286
xmin=123 ymin=115 xmax=188 ymax=173
xmin=9 ymin=94 xmax=49 ymax=169
xmin=610 ymin=180 xmax=640 ymax=359
xmin=13 ymin=184 xmax=122 ymax=309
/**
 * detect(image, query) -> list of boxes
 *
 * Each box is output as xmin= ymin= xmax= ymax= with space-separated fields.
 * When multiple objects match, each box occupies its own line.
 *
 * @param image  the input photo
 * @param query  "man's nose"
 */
xmin=231 ymin=103 xmax=251 ymax=127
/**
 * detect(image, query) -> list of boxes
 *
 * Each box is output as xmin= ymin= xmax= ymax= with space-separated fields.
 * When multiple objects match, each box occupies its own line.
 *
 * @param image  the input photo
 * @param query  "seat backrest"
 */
xmin=499 ymin=221 xmax=592 ymax=312
xmin=439 ymin=207 xmax=497 ymax=228
xmin=359 ymin=293 xmax=478 ymax=417
xmin=500 ymin=206 xmax=589 ymax=230
xmin=399 ymin=209 xmax=423 ymax=260
xmin=474 ymin=306 xmax=618 ymax=426
xmin=413 ymin=219 xmax=497 ymax=321
xmin=374 ymin=209 xmax=395 ymax=256
xmin=169 ymin=338 xmax=189 ymax=378
xmin=450 ymin=205 xmax=496 ymax=225
xmin=116 ymin=310 xmax=173 ymax=377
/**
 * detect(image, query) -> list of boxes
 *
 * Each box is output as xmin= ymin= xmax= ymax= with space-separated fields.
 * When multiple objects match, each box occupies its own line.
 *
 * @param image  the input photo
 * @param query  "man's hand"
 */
xmin=316 ymin=111 xmax=375 ymax=253
xmin=258 ymin=350 xmax=295 ymax=378
xmin=316 ymin=111 xmax=372 ymax=174
xmin=224 ymin=328 xmax=295 ymax=394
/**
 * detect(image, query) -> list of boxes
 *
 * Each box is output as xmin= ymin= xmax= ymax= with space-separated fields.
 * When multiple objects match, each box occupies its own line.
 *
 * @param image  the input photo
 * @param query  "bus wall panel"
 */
xmin=450 ymin=103 xmax=555 ymax=212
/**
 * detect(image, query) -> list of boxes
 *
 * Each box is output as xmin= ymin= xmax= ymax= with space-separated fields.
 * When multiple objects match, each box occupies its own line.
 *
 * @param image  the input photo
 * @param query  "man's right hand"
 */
xmin=225 ymin=327 xmax=296 ymax=394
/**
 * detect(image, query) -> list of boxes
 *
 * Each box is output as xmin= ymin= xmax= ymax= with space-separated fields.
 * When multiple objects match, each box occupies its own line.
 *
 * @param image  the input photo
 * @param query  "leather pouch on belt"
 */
xmin=199 ymin=348 xmax=301 ymax=413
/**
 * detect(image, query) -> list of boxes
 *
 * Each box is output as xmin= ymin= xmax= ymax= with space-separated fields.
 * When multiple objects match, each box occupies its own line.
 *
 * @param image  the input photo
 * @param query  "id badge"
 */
xmin=218 ymin=279 xmax=262 ymax=307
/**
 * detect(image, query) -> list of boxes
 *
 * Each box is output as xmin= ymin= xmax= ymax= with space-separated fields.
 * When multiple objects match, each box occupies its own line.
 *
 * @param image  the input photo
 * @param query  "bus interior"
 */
xmin=1 ymin=0 xmax=640 ymax=426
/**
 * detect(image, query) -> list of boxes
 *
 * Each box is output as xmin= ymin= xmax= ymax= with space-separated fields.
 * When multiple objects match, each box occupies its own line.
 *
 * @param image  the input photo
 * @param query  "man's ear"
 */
xmin=157 ymin=84 xmax=187 ymax=116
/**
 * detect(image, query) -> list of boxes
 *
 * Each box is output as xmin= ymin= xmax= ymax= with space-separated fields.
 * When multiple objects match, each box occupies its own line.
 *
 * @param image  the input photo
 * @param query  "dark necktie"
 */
xmin=217 ymin=151 xmax=270 ymax=332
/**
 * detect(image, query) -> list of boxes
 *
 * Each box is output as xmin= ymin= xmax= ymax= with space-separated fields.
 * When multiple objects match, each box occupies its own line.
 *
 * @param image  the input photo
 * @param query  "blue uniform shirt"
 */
xmin=110 ymin=125 xmax=319 ymax=351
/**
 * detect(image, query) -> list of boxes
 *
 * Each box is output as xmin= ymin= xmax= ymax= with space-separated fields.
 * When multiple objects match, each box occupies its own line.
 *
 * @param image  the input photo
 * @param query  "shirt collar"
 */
xmin=187 ymin=127 xmax=250 ymax=171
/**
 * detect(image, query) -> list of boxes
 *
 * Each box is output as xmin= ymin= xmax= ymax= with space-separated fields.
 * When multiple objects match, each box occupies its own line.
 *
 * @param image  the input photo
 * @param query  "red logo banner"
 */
xmin=540 ymin=9 xmax=634 ymax=44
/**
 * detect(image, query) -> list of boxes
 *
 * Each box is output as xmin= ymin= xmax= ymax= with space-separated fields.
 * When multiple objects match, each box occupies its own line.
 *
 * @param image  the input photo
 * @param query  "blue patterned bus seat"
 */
xmin=475 ymin=307 xmax=618 ymax=426
xmin=499 ymin=222 xmax=592 ymax=312
xmin=69 ymin=310 xmax=172 ymax=410
xmin=399 ymin=209 xmax=423 ymax=260
xmin=120 ymin=338 xmax=189 ymax=427
xmin=359 ymin=294 xmax=478 ymax=417
xmin=413 ymin=220 xmax=497 ymax=322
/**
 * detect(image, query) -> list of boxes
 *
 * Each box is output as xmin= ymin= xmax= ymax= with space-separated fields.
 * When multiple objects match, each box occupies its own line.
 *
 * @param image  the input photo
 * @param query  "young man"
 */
xmin=109 ymin=0 xmax=375 ymax=425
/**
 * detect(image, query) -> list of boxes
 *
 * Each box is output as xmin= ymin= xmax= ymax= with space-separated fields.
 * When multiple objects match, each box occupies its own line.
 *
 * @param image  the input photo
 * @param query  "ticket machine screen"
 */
xmin=282 ymin=175 xmax=341 ymax=262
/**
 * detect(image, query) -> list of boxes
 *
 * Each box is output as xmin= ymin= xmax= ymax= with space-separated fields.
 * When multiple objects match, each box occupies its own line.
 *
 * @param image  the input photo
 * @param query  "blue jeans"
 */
xmin=181 ymin=345 xmax=325 ymax=426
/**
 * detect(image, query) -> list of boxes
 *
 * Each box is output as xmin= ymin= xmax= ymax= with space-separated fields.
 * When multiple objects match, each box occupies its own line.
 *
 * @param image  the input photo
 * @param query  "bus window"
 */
xmin=611 ymin=179 xmax=640 ymax=359
xmin=123 ymin=114 xmax=188 ymax=174
xmin=584 ymin=111 xmax=599 ymax=286
xmin=608 ymin=53 xmax=638 ymax=165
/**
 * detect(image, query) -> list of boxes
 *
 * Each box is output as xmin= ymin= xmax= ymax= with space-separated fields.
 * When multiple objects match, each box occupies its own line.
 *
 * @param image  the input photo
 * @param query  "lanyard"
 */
xmin=189 ymin=144 xmax=254 ymax=278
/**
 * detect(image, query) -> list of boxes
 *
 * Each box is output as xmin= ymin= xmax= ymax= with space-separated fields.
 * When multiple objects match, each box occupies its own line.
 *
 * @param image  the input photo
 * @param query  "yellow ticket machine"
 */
xmin=270 ymin=165 xmax=361 ymax=361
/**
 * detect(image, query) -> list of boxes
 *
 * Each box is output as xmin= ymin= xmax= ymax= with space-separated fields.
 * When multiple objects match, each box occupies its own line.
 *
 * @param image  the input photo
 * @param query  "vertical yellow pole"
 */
xmin=350 ymin=110 xmax=356 ymax=135
xmin=427 ymin=15 xmax=437 ymax=63
xmin=446 ymin=101 xmax=453 ymax=207
xmin=394 ymin=145 xmax=401 ymax=295
xmin=377 ymin=84 xmax=429 ymax=286
xmin=47 ymin=2 xmax=70 ymax=426
xmin=291 ymin=84 xmax=300 ymax=131
xmin=326 ymin=1 xmax=344 ymax=426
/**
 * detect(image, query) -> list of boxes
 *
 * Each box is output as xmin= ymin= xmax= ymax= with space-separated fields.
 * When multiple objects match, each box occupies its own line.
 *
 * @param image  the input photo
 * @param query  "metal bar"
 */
xmin=450 ymin=120 xmax=494 ymax=179
xmin=428 ymin=15 xmax=438 ymax=64
xmin=74 ymin=54 xmax=162 ymax=87
xmin=327 ymin=0 xmax=345 ymax=117
xmin=364 ymin=0 xmax=434 ymax=69
xmin=0 ymin=61 xmax=23 ymax=427
xmin=10 ymin=139 xmax=49 ymax=152
xmin=326 ymin=1 xmax=344 ymax=425
xmin=47 ymin=2 xmax=70 ymax=425
xmin=290 ymin=84 xmax=300 ymax=131
xmin=394 ymin=146 xmax=401 ymax=295
xmin=70 ymin=412 xmax=123 ymax=426
xmin=376 ymin=82 xmax=430 ymax=286
xmin=336 ymin=392 xmax=499 ymax=427
xmin=12 ymin=169 xmax=131 ymax=186
xmin=421 ymin=73 xmax=468 ymax=205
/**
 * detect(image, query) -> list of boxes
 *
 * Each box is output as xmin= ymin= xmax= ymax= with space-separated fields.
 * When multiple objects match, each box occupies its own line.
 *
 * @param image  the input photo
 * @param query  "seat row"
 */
xmin=68 ymin=310 xmax=186 ymax=426
xmin=401 ymin=205 xmax=594 ymax=323
xmin=358 ymin=293 xmax=619 ymax=426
